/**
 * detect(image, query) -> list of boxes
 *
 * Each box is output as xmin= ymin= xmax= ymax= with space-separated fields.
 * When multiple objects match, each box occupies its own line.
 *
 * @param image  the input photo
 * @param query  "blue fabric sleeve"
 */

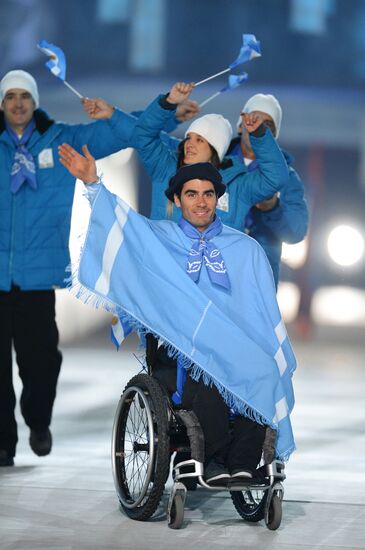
xmin=254 ymin=167 xmax=308 ymax=243
xmin=131 ymin=110 xmax=180 ymax=133
xmin=83 ymin=182 xmax=100 ymax=206
xmin=131 ymin=109 xmax=180 ymax=150
xmin=69 ymin=108 xmax=137 ymax=159
xmin=238 ymin=129 xmax=290 ymax=205
xmin=129 ymin=95 xmax=180 ymax=182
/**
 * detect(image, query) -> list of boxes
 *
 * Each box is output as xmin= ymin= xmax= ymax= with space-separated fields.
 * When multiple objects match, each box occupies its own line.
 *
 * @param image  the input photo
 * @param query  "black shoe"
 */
xmin=204 ymin=459 xmax=230 ymax=486
xmin=230 ymin=468 xmax=253 ymax=481
xmin=29 ymin=428 xmax=52 ymax=456
xmin=251 ymin=465 xmax=269 ymax=484
xmin=0 ymin=449 xmax=14 ymax=467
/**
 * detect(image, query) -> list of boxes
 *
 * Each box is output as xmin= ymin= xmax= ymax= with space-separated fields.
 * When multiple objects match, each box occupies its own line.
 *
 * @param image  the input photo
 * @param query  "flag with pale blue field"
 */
xmin=194 ymin=33 xmax=261 ymax=87
xmin=37 ymin=40 xmax=67 ymax=80
xmin=111 ymin=314 xmax=133 ymax=350
xmin=229 ymin=33 xmax=262 ymax=69
xmin=199 ymin=72 xmax=248 ymax=108
xmin=71 ymin=183 xmax=297 ymax=461
xmin=37 ymin=39 xmax=84 ymax=98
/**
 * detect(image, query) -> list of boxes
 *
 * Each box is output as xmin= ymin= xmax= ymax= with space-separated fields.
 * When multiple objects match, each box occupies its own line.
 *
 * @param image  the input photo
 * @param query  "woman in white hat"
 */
xmin=129 ymin=81 xmax=289 ymax=229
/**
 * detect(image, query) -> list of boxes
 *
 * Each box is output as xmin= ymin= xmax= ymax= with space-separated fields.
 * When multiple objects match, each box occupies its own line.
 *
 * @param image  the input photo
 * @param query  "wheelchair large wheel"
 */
xmin=230 ymin=489 xmax=268 ymax=522
xmin=112 ymin=374 xmax=170 ymax=521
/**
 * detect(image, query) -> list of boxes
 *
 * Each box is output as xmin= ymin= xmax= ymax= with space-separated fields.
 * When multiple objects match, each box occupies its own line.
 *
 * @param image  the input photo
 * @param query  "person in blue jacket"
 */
xmin=67 ymin=87 xmax=295 ymax=485
xmin=228 ymin=93 xmax=308 ymax=288
xmin=0 ymin=70 xmax=138 ymax=466
xmin=128 ymin=82 xmax=290 ymax=230
xmin=84 ymin=91 xmax=306 ymax=289
xmin=58 ymin=144 xmax=296 ymax=484
xmin=82 ymin=95 xmax=199 ymax=150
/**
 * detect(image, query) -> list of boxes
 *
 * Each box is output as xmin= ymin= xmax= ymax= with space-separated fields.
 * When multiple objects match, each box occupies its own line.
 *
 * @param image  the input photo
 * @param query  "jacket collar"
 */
xmin=0 ymin=108 xmax=54 ymax=135
xmin=226 ymin=136 xmax=294 ymax=166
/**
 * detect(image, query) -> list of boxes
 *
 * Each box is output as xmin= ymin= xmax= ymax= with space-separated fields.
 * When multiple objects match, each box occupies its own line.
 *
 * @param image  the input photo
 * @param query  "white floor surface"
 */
xmin=1 ymin=329 xmax=364 ymax=550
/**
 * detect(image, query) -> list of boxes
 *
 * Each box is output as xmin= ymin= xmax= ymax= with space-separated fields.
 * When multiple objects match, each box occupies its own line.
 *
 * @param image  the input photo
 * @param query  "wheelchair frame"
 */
xmin=111 ymin=370 xmax=285 ymax=530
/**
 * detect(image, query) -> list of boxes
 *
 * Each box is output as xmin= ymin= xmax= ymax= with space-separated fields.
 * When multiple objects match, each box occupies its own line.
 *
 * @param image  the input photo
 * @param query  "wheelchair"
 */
xmin=111 ymin=337 xmax=286 ymax=530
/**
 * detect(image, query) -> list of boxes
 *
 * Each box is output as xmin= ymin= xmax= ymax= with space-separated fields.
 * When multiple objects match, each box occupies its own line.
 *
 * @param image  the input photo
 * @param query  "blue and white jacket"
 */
xmin=228 ymin=138 xmax=308 ymax=287
xmin=129 ymin=96 xmax=290 ymax=227
xmin=0 ymin=107 xmax=136 ymax=290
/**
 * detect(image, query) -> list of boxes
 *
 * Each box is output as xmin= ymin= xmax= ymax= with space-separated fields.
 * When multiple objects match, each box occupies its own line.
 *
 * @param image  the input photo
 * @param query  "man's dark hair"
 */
xmin=166 ymin=162 xmax=225 ymax=202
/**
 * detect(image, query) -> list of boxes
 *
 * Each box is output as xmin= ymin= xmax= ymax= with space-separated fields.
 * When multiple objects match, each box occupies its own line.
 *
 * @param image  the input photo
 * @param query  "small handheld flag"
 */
xmin=194 ymin=33 xmax=261 ymax=87
xmin=37 ymin=39 xmax=84 ymax=99
xmin=199 ymin=72 xmax=248 ymax=108
xmin=229 ymin=33 xmax=261 ymax=69
xmin=111 ymin=314 xmax=133 ymax=350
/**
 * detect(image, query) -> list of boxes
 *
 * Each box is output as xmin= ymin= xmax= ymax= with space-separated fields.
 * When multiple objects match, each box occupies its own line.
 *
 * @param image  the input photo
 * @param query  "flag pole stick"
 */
xmin=194 ymin=68 xmax=231 ymax=87
xmin=63 ymin=80 xmax=84 ymax=99
xmin=199 ymin=91 xmax=222 ymax=108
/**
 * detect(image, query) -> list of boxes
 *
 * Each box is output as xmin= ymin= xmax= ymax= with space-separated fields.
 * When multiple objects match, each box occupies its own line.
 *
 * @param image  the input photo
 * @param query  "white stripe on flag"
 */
xmin=275 ymin=319 xmax=286 ymax=344
xmin=112 ymin=317 xmax=126 ymax=346
xmin=274 ymin=346 xmax=287 ymax=376
xmin=190 ymin=300 xmax=212 ymax=356
xmin=273 ymin=396 xmax=288 ymax=424
xmin=95 ymin=202 xmax=129 ymax=295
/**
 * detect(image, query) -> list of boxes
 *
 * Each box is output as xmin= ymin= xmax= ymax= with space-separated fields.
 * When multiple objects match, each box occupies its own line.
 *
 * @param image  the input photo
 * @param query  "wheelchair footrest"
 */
xmin=173 ymin=458 xmax=204 ymax=481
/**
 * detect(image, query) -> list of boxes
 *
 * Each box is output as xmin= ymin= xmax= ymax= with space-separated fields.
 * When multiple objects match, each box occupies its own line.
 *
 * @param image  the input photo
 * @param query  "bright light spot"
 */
xmin=282 ymin=238 xmax=308 ymax=269
xmin=277 ymin=282 xmax=300 ymax=323
xmin=312 ymin=286 xmax=365 ymax=326
xmin=327 ymin=225 xmax=364 ymax=267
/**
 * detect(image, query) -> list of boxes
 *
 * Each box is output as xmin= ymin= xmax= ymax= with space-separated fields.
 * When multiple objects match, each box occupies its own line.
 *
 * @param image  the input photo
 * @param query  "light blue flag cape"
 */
xmin=71 ymin=184 xmax=297 ymax=461
xmin=37 ymin=40 xmax=67 ymax=80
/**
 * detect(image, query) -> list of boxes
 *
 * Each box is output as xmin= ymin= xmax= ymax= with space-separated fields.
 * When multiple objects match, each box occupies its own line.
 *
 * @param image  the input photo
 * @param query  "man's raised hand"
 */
xmin=176 ymin=99 xmax=200 ymax=122
xmin=242 ymin=112 xmax=267 ymax=134
xmin=82 ymin=98 xmax=115 ymax=120
xmin=58 ymin=143 xmax=97 ymax=184
xmin=167 ymin=82 xmax=195 ymax=105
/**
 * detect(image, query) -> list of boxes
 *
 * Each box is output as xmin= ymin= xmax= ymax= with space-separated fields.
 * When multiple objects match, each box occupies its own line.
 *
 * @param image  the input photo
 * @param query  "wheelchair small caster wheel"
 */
xmin=167 ymin=483 xmax=186 ymax=529
xmin=168 ymin=493 xmax=185 ymax=529
xmin=265 ymin=493 xmax=282 ymax=530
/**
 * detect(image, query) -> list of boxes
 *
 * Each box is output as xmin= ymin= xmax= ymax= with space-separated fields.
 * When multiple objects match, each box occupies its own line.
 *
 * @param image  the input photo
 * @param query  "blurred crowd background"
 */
xmin=2 ymin=0 xmax=365 ymax=343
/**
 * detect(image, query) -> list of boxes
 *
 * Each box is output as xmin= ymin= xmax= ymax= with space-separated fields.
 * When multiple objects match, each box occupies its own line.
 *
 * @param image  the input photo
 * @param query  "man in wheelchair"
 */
xmin=144 ymin=162 xmax=286 ymax=485
xmin=149 ymin=337 xmax=266 ymax=485
xmin=59 ymin=143 xmax=296 ymax=501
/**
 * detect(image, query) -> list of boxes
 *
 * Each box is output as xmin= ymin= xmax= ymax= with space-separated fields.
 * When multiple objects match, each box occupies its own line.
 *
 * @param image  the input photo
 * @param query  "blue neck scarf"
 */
xmin=178 ymin=216 xmax=231 ymax=290
xmin=6 ymin=119 xmax=37 ymax=194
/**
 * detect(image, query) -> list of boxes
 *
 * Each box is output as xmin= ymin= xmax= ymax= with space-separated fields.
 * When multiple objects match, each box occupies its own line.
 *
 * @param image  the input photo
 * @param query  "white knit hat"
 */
xmin=0 ymin=70 xmax=39 ymax=108
xmin=237 ymin=93 xmax=282 ymax=138
xmin=185 ymin=114 xmax=233 ymax=161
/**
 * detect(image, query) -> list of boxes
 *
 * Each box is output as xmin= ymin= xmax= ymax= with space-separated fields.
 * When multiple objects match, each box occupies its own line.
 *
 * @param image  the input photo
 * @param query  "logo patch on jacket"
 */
xmin=217 ymin=192 xmax=229 ymax=212
xmin=38 ymin=148 xmax=54 ymax=168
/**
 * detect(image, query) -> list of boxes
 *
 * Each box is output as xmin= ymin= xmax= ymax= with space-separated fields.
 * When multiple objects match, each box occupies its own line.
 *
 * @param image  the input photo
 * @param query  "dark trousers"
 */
xmin=153 ymin=345 xmax=266 ymax=472
xmin=0 ymin=286 xmax=62 ymax=457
